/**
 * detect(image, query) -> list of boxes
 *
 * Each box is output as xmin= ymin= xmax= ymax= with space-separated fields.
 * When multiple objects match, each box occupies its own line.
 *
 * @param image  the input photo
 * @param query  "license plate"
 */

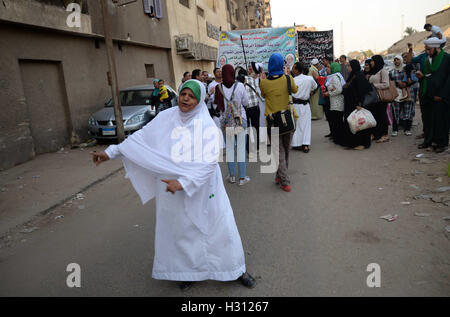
xmin=102 ymin=128 xmax=116 ymax=136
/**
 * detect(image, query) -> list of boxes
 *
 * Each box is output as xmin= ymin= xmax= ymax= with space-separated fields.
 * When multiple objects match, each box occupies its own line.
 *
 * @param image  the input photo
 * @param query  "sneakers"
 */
xmin=405 ymin=131 xmax=412 ymax=136
xmin=280 ymin=185 xmax=292 ymax=192
xmin=228 ymin=176 xmax=236 ymax=184
xmin=238 ymin=176 xmax=251 ymax=186
xmin=392 ymin=131 xmax=398 ymax=137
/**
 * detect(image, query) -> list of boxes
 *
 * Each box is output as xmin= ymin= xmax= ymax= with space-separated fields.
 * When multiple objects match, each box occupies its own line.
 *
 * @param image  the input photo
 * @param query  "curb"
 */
xmin=0 ymin=167 xmax=124 ymax=241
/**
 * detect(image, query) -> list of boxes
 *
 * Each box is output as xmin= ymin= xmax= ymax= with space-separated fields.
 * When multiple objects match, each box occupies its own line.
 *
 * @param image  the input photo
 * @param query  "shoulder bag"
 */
xmin=266 ymin=75 xmax=296 ymax=136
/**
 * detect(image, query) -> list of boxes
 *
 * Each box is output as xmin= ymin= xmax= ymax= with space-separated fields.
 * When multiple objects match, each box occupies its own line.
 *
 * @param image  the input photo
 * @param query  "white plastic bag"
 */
xmin=347 ymin=108 xmax=377 ymax=135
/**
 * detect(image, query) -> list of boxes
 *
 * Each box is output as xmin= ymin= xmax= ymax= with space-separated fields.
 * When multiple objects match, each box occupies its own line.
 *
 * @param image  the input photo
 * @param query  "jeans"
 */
xmin=226 ymin=120 xmax=248 ymax=179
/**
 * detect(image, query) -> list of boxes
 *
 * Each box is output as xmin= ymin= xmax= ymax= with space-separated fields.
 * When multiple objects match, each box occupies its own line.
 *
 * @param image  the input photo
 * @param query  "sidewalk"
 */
xmin=0 ymin=145 xmax=122 ymax=237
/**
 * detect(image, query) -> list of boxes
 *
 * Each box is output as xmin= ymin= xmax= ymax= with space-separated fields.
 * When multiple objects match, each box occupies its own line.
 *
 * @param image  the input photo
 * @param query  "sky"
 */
xmin=271 ymin=0 xmax=449 ymax=55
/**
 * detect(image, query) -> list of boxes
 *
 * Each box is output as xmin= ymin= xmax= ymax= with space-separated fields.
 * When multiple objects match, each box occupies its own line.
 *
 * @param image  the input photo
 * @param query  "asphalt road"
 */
xmin=0 ymin=118 xmax=449 ymax=297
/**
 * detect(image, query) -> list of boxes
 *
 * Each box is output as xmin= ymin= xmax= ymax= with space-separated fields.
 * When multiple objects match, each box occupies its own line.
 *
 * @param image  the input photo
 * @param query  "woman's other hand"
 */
xmin=162 ymin=179 xmax=183 ymax=194
xmin=90 ymin=151 xmax=110 ymax=166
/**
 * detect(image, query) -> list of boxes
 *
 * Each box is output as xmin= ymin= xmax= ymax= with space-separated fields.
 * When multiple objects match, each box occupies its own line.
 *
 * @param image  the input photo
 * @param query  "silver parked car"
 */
xmin=88 ymin=85 xmax=178 ymax=140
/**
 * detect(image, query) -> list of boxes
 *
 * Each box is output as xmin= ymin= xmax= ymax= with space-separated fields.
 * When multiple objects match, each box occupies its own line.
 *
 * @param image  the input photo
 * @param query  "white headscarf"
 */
xmin=178 ymin=80 xmax=206 ymax=124
xmin=393 ymin=55 xmax=404 ymax=71
xmin=115 ymin=79 xmax=223 ymax=234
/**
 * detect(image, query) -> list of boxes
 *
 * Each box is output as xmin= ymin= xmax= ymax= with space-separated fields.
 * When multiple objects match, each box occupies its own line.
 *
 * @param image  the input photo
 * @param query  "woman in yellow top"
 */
xmin=260 ymin=53 xmax=298 ymax=193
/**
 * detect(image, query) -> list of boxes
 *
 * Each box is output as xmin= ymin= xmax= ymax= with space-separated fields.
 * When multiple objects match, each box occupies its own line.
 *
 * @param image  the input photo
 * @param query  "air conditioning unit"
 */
xmin=175 ymin=34 xmax=193 ymax=54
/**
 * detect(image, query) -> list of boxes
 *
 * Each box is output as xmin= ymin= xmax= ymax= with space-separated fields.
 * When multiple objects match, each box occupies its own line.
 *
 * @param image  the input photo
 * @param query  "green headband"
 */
xmin=180 ymin=80 xmax=202 ymax=102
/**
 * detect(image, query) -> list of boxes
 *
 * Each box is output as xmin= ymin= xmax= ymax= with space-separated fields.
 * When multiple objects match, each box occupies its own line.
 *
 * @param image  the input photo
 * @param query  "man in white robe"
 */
xmin=291 ymin=62 xmax=318 ymax=152
xmin=90 ymin=80 xmax=255 ymax=291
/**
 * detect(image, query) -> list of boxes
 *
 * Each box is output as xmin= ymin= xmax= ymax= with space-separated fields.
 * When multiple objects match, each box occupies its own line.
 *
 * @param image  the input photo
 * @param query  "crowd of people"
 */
xmin=169 ymin=34 xmax=449 ymax=194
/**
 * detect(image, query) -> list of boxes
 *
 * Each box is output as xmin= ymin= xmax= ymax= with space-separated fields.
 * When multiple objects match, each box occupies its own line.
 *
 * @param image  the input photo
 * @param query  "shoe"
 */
xmin=392 ymin=131 xmax=398 ymax=137
xmin=239 ymin=176 xmax=251 ymax=186
xmin=324 ymin=133 xmax=332 ymax=138
xmin=418 ymin=143 xmax=430 ymax=149
xmin=179 ymin=282 xmax=195 ymax=291
xmin=280 ymin=185 xmax=292 ymax=192
xmin=434 ymin=147 xmax=447 ymax=153
xmin=415 ymin=133 xmax=424 ymax=140
xmin=302 ymin=146 xmax=310 ymax=153
xmin=275 ymin=177 xmax=280 ymax=185
xmin=238 ymin=272 xmax=256 ymax=289
xmin=405 ymin=131 xmax=412 ymax=136
xmin=354 ymin=146 xmax=365 ymax=151
xmin=228 ymin=176 xmax=236 ymax=184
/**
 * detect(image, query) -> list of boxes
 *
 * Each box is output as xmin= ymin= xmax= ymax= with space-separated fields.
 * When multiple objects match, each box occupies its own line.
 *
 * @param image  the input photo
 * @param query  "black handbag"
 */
xmin=362 ymin=84 xmax=380 ymax=107
xmin=266 ymin=75 xmax=296 ymax=136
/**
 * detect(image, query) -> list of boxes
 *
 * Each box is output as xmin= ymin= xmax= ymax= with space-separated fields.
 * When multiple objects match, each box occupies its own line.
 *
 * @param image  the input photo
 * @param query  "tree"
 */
xmin=404 ymin=27 xmax=416 ymax=37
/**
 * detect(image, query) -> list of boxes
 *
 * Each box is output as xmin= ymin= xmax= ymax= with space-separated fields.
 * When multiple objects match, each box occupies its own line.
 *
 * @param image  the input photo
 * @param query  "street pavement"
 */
xmin=0 ymin=117 xmax=449 ymax=297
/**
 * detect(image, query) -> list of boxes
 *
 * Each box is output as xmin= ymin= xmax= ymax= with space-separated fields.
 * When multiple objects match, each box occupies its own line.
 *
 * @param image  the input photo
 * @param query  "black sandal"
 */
xmin=179 ymin=281 xmax=195 ymax=291
xmin=238 ymin=272 xmax=256 ymax=289
xmin=302 ymin=146 xmax=310 ymax=153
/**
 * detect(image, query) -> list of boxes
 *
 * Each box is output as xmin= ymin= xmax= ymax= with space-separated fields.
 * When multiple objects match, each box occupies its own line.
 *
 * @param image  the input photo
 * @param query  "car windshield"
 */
xmin=106 ymin=89 xmax=153 ymax=107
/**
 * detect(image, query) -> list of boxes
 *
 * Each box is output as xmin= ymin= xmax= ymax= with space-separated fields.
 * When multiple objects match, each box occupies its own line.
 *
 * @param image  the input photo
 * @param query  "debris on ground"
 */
xmin=75 ymin=193 xmax=85 ymax=200
xmin=445 ymin=226 xmax=450 ymax=233
xmin=414 ymin=213 xmax=431 ymax=217
xmin=78 ymin=205 xmax=85 ymax=210
xmin=380 ymin=214 xmax=398 ymax=222
xmin=435 ymin=177 xmax=443 ymax=183
xmin=433 ymin=187 xmax=450 ymax=193
xmin=443 ymin=217 xmax=450 ymax=221
xmin=416 ymin=154 xmax=425 ymax=158
xmin=32 ymin=175 xmax=41 ymax=179
xmin=1 ymin=187 xmax=7 ymax=193
xmin=20 ymin=227 xmax=39 ymax=234
xmin=401 ymin=201 xmax=411 ymax=205
xmin=410 ymin=184 xmax=419 ymax=190
xmin=71 ymin=139 xmax=97 ymax=150
xmin=411 ymin=170 xmax=423 ymax=176
xmin=54 ymin=215 xmax=64 ymax=220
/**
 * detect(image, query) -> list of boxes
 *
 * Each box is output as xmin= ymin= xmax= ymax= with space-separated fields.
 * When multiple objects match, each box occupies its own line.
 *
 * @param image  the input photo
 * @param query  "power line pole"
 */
xmin=100 ymin=0 xmax=125 ymax=142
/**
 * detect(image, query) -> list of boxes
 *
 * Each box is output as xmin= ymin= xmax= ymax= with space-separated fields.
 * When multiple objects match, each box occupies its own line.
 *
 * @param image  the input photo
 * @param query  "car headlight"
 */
xmin=89 ymin=116 xmax=96 ymax=125
xmin=126 ymin=114 xmax=146 ymax=125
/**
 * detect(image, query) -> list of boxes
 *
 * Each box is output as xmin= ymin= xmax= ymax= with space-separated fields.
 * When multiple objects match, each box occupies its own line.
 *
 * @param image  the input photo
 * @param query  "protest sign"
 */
xmin=217 ymin=27 xmax=298 ymax=71
xmin=297 ymin=30 xmax=334 ymax=66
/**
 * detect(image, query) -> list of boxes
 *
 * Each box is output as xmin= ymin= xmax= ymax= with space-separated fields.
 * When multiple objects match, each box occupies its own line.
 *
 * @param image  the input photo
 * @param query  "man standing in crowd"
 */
xmin=308 ymin=58 xmax=323 ymax=120
xmin=424 ymin=24 xmax=447 ymax=47
xmin=207 ymin=68 xmax=222 ymax=128
xmin=417 ymin=37 xmax=450 ymax=153
xmin=178 ymin=71 xmax=192 ymax=92
xmin=202 ymin=70 xmax=210 ymax=83
xmin=192 ymin=69 xmax=202 ymax=81
xmin=339 ymin=55 xmax=350 ymax=81
xmin=244 ymin=62 xmax=264 ymax=152
xmin=291 ymin=62 xmax=317 ymax=153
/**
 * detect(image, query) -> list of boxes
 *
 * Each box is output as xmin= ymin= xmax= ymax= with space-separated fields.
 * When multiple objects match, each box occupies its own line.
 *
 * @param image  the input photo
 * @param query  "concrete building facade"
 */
xmin=0 ymin=0 xmax=173 ymax=170
xmin=0 ymin=0 xmax=272 ymax=170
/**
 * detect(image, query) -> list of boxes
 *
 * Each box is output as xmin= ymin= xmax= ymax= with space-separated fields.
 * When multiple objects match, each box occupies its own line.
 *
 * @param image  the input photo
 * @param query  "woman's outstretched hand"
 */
xmin=90 ymin=151 xmax=110 ymax=166
xmin=162 ymin=179 xmax=183 ymax=194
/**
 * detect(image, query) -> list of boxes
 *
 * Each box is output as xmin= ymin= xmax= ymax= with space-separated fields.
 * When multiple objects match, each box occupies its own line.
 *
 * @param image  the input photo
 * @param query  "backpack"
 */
xmin=217 ymin=83 xmax=244 ymax=136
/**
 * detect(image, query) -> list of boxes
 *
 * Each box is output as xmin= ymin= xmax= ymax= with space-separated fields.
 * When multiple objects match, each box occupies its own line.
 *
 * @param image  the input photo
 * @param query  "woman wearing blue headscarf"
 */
xmin=260 ymin=53 xmax=298 ymax=192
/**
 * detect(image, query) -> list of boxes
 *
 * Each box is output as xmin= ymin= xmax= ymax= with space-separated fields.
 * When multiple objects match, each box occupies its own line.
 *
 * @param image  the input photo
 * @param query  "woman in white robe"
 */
xmin=90 ymin=80 xmax=255 ymax=290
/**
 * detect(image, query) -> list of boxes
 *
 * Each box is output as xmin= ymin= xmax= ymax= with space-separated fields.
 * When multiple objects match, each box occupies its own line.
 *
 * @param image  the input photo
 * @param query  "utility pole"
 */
xmin=100 ymin=0 xmax=125 ymax=142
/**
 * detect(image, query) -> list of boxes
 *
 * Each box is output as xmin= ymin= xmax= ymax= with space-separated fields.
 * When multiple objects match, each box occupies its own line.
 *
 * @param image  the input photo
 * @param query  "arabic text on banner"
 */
xmin=217 ymin=27 xmax=298 ymax=70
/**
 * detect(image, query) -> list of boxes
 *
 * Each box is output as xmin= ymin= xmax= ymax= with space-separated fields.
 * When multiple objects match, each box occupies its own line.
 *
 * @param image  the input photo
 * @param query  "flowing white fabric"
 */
xmin=325 ymin=72 xmax=346 ymax=88
xmin=105 ymin=80 xmax=245 ymax=281
xmin=291 ymin=103 xmax=312 ymax=147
